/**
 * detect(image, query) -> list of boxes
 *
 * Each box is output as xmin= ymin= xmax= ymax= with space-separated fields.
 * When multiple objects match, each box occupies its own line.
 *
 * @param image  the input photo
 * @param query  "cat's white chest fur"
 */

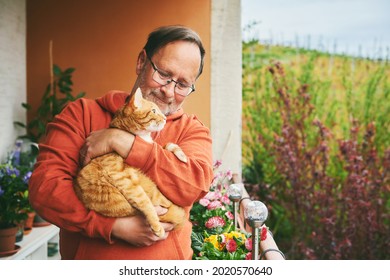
xmin=136 ymin=132 xmax=153 ymax=143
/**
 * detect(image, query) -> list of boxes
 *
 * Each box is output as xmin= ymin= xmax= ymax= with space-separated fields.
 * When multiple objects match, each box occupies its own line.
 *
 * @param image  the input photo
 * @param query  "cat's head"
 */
xmin=110 ymin=88 xmax=166 ymax=135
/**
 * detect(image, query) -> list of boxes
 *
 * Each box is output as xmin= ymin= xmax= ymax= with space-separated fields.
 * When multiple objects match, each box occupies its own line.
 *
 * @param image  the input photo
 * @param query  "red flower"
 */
xmin=260 ymin=227 xmax=267 ymax=241
xmin=226 ymin=239 xmax=237 ymax=252
xmin=245 ymin=252 xmax=252 ymax=260
xmin=205 ymin=216 xmax=226 ymax=229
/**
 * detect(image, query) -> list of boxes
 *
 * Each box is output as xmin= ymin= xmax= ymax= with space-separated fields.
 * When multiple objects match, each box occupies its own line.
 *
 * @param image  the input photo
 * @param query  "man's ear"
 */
xmin=136 ymin=49 xmax=147 ymax=75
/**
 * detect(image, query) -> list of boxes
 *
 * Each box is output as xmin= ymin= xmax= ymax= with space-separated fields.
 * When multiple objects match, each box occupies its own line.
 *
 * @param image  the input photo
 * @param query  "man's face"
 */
xmin=136 ymin=41 xmax=201 ymax=116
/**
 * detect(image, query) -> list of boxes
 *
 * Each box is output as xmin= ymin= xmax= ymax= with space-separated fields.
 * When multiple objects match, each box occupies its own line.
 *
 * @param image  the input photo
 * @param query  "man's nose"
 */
xmin=161 ymin=82 xmax=176 ymax=98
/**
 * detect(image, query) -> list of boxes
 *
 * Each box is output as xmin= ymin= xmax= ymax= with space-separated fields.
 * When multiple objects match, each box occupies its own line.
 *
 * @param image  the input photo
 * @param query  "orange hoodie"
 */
xmin=28 ymin=90 xmax=213 ymax=259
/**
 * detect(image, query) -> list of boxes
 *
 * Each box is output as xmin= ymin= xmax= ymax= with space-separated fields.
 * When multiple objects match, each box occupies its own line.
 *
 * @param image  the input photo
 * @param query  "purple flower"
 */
xmin=6 ymin=166 xmax=20 ymax=177
xmin=23 ymin=171 xmax=32 ymax=183
xmin=0 ymin=185 xmax=4 ymax=197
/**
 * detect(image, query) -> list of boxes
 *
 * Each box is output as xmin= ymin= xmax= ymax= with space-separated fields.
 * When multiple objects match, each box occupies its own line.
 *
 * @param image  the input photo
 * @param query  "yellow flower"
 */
xmin=204 ymin=231 xmax=247 ymax=252
xmin=204 ymin=234 xmax=225 ymax=251
xmin=224 ymin=231 xmax=246 ymax=243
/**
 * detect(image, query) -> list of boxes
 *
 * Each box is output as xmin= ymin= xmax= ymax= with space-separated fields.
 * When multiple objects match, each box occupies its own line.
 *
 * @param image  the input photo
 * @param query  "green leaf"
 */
xmin=63 ymin=67 xmax=75 ymax=75
xmin=14 ymin=121 xmax=26 ymax=128
xmin=53 ymin=64 xmax=62 ymax=76
xmin=21 ymin=102 xmax=31 ymax=110
xmin=76 ymin=92 xmax=86 ymax=99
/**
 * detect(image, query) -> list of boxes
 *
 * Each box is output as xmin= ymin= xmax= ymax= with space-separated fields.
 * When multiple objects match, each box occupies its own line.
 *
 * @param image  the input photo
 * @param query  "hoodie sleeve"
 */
xmin=28 ymin=98 xmax=116 ymax=243
xmin=124 ymin=114 xmax=214 ymax=208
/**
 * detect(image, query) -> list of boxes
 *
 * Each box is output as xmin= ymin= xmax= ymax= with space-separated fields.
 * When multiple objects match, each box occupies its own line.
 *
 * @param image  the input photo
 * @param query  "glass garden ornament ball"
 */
xmin=227 ymin=183 xmax=243 ymax=200
xmin=244 ymin=200 xmax=268 ymax=223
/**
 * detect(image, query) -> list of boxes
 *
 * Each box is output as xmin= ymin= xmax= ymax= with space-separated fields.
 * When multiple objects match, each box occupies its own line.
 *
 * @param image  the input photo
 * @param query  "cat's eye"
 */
xmin=151 ymin=109 xmax=156 ymax=113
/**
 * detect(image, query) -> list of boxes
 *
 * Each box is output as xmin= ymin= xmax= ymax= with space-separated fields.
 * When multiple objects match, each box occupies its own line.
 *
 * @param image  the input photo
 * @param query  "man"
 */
xmin=29 ymin=25 xmax=213 ymax=259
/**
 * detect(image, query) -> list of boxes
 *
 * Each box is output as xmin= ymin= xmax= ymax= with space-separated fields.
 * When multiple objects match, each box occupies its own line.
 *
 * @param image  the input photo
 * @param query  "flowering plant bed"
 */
xmin=190 ymin=161 xmax=254 ymax=260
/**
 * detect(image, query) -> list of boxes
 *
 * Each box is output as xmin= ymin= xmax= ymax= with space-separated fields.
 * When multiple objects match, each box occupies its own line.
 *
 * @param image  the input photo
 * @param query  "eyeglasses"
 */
xmin=147 ymin=56 xmax=195 ymax=97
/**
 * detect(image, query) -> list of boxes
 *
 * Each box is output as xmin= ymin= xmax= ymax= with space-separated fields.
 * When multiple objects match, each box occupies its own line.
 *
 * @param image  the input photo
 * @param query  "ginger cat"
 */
xmin=74 ymin=88 xmax=186 ymax=237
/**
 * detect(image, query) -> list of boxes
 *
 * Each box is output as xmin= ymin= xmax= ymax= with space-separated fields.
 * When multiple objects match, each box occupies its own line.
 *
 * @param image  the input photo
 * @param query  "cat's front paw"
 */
xmin=165 ymin=143 xmax=188 ymax=163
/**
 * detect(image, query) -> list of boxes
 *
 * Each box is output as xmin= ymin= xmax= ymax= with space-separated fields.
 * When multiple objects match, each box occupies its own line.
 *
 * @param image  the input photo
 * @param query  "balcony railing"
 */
xmin=233 ymin=175 xmax=285 ymax=260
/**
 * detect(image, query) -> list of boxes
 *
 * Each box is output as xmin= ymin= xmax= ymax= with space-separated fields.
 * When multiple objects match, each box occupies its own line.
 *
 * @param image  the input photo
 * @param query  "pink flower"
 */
xmin=226 ymin=170 xmax=233 ymax=180
xmin=226 ymin=239 xmax=237 ymax=252
xmin=205 ymin=216 xmax=226 ymax=229
xmin=225 ymin=211 xmax=234 ymax=220
xmin=245 ymin=238 xmax=252 ymax=251
xmin=245 ymin=252 xmax=252 ymax=260
xmin=214 ymin=191 xmax=222 ymax=200
xmin=221 ymin=194 xmax=231 ymax=205
xmin=214 ymin=160 xmax=222 ymax=169
xmin=199 ymin=198 xmax=210 ymax=207
xmin=207 ymin=200 xmax=223 ymax=210
xmin=204 ymin=191 xmax=217 ymax=200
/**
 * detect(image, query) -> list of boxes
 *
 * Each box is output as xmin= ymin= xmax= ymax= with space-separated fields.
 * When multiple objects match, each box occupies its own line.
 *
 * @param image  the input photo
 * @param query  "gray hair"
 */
xmin=143 ymin=25 xmax=205 ymax=78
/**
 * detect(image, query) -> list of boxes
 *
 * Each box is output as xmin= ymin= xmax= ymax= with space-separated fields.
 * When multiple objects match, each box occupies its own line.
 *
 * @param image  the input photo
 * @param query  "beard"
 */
xmin=144 ymin=89 xmax=177 ymax=116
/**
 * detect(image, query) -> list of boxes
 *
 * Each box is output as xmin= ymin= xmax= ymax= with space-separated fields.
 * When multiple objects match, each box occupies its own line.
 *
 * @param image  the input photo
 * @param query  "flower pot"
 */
xmin=0 ymin=226 xmax=18 ymax=253
xmin=33 ymin=213 xmax=51 ymax=227
xmin=15 ymin=225 xmax=24 ymax=242
xmin=23 ymin=212 xmax=36 ymax=235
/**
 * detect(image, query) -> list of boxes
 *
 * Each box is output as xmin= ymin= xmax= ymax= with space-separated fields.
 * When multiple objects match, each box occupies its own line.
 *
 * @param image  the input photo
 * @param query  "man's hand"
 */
xmin=79 ymin=128 xmax=135 ymax=166
xmin=111 ymin=206 xmax=175 ymax=247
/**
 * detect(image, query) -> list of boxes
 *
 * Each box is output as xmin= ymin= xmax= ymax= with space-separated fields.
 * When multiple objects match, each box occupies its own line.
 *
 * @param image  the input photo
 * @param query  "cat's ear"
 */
xmin=133 ymin=88 xmax=143 ymax=109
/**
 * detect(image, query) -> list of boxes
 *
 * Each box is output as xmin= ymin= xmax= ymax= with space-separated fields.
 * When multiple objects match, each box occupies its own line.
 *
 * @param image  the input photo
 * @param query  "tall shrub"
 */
xmin=242 ymin=42 xmax=390 ymax=259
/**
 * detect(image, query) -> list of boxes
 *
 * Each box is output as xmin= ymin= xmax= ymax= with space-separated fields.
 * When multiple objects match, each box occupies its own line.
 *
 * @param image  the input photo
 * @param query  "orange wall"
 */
xmin=27 ymin=0 xmax=211 ymax=127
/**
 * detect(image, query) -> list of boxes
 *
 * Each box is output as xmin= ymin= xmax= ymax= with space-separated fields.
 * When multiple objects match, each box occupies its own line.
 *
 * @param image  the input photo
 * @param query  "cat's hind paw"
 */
xmin=151 ymin=226 xmax=165 ymax=238
xmin=165 ymin=143 xmax=188 ymax=163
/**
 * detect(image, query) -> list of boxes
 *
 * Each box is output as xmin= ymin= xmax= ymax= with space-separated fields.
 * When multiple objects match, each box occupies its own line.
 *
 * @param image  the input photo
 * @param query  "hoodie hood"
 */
xmin=96 ymin=90 xmax=184 ymax=121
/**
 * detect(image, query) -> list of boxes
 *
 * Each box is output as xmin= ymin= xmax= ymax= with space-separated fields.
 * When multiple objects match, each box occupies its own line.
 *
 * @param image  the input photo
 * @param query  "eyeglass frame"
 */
xmin=146 ymin=55 xmax=196 ymax=96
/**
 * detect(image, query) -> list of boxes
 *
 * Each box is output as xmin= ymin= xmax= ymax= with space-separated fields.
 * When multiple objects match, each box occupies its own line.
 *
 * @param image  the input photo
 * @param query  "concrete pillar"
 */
xmin=0 ymin=0 xmax=26 ymax=161
xmin=211 ymin=0 xmax=242 ymax=176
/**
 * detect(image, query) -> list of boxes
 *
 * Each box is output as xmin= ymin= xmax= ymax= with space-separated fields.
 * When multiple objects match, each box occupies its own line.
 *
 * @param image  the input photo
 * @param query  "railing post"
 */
xmin=233 ymin=174 xmax=285 ymax=260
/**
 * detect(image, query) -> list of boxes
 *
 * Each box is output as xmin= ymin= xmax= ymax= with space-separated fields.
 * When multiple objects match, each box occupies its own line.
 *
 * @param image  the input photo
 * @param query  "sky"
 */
xmin=241 ymin=0 xmax=390 ymax=59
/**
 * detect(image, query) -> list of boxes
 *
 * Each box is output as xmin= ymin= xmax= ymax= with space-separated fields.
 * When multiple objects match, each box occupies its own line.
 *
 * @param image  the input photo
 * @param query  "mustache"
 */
xmin=149 ymin=90 xmax=174 ymax=103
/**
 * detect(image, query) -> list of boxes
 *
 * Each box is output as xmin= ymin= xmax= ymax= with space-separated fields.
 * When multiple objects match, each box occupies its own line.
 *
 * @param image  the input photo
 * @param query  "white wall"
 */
xmin=0 ymin=0 xmax=26 ymax=162
xmin=211 ymin=0 xmax=242 ymax=176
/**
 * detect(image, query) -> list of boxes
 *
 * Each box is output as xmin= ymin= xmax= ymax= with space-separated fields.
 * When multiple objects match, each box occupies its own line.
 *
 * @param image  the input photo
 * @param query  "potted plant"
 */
xmin=0 ymin=164 xmax=30 ymax=256
xmin=15 ymin=64 xmax=85 ymax=143
xmin=14 ymin=64 xmax=85 ymax=227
